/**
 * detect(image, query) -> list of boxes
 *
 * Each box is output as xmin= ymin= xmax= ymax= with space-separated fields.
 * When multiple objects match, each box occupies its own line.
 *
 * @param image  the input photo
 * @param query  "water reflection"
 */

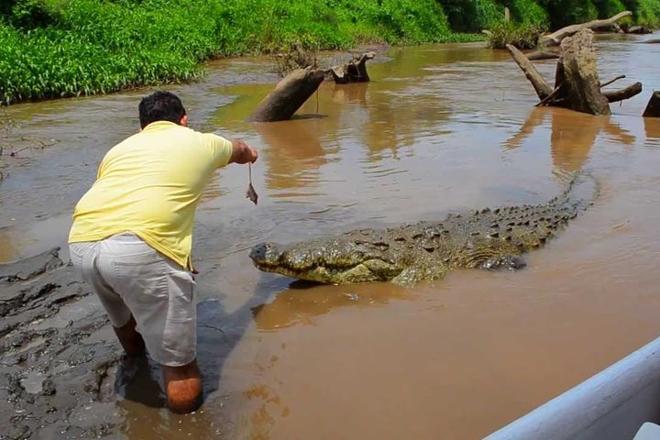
xmin=209 ymin=84 xmax=273 ymax=126
xmin=0 ymin=228 xmax=20 ymax=263
xmin=331 ymin=82 xmax=368 ymax=105
xmin=645 ymin=116 xmax=660 ymax=142
xmin=504 ymin=107 xmax=635 ymax=175
xmin=252 ymin=283 xmax=409 ymax=331
xmin=255 ymin=119 xmax=328 ymax=192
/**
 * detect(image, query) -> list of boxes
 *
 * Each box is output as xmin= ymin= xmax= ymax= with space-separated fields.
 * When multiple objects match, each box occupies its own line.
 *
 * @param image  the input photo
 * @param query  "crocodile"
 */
xmin=250 ymin=175 xmax=597 ymax=285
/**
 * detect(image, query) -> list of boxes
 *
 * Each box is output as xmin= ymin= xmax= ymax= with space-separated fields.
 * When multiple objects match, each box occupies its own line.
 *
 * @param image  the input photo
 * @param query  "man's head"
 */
xmin=138 ymin=91 xmax=188 ymax=129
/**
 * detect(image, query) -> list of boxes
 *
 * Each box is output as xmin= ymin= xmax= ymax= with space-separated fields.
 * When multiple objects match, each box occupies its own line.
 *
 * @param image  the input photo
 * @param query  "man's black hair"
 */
xmin=138 ymin=91 xmax=186 ymax=129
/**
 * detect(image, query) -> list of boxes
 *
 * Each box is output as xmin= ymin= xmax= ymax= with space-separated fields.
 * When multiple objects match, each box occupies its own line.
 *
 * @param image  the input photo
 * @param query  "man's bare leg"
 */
xmin=113 ymin=315 xmax=146 ymax=356
xmin=163 ymin=360 xmax=202 ymax=414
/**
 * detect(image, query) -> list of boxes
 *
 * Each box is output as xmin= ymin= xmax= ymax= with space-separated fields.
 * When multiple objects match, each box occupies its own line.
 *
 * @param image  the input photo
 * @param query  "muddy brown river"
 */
xmin=1 ymin=35 xmax=660 ymax=439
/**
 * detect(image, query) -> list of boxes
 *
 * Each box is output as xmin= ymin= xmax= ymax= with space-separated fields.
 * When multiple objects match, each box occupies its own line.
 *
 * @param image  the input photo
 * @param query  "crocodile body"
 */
xmin=250 ymin=176 xmax=597 ymax=285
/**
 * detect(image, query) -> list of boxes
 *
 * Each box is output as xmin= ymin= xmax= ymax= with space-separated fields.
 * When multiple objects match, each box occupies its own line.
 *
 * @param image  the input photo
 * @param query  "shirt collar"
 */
xmin=142 ymin=120 xmax=179 ymax=131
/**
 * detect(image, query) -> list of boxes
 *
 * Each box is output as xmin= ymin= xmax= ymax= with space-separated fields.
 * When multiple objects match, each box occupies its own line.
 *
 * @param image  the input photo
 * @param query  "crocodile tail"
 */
xmin=550 ymin=172 xmax=599 ymax=212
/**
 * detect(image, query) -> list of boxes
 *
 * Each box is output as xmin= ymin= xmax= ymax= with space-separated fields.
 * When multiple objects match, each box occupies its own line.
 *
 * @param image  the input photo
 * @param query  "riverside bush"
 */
xmin=486 ymin=21 xmax=546 ymax=48
xmin=439 ymin=0 xmax=505 ymax=32
xmin=0 ymin=0 xmax=461 ymax=104
xmin=503 ymin=0 xmax=550 ymax=25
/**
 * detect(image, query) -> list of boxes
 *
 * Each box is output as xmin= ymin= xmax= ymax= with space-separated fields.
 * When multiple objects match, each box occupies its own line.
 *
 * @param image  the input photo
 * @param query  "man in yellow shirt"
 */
xmin=68 ymin=91 xmax=258 ymax=413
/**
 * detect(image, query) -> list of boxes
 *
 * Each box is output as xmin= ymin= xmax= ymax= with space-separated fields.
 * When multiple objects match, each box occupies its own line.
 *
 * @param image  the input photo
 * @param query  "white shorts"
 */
xmin=69 ymin=233 xmax=196 ymax=367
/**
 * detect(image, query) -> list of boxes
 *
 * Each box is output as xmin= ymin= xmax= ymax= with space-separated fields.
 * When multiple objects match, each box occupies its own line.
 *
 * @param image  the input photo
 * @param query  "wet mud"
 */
xmin=0 ymin=249 xmax=123 ymax=439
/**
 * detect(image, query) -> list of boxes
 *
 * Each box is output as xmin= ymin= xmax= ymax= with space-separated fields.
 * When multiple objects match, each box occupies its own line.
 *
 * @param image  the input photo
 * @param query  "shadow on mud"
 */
xmin=112 ymin=275 xmax=280 ymax=408
xmin=115 ymin=356 xmax=166 ymax=408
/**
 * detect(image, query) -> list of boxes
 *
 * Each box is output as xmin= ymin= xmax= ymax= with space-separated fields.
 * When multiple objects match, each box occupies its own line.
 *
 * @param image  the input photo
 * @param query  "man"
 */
xmin=68 ymin=91 xmax=258 ymax=413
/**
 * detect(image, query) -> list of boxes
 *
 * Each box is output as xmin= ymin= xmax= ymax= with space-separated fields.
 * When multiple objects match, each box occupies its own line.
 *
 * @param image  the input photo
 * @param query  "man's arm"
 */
xmin=229 ymin=139 xmax=258 ymax=164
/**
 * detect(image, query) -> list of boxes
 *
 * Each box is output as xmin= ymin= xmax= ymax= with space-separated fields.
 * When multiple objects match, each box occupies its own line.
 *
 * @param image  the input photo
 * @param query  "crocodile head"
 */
xmin=249 ymin=237 xmax=404 ymax=284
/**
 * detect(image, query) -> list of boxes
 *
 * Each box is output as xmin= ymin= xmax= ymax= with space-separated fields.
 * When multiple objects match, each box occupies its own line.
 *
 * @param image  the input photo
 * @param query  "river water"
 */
xmin=1 ymin=35 xmax=660 ymax=439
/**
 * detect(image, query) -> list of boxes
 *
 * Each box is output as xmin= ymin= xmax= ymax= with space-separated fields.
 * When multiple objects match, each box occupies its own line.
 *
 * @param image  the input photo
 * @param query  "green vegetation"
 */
xmin=0 ymin=0 xmax=468 ymax=104
xmin=627 ymin=0 xmax=660 ymax=25
xmin=439 ymin=0 xmax=504 ymax=32
xmin=504 ymin=0 xmax=550 ymax=25
xmin=487 ymin=22 xmax=546 ymax=48
xmin=1 ymin=0 xmax=659 ymax=104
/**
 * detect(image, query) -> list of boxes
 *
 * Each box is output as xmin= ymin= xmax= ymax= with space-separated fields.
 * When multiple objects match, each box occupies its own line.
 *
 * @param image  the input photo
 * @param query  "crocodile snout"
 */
xmin=249 ymin=242 xmax=283 ymax=267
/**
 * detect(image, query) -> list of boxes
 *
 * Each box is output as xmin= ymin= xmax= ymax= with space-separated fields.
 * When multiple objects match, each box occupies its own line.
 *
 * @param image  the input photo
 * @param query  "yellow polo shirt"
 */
xmin=68 ymin=121 xmax=233 ymax=269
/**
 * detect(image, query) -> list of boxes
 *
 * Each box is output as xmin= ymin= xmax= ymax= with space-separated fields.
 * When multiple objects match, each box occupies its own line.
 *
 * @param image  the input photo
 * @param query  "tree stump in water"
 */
xmin=554 ymin=30 xmax=610 ymax=115
xmin=329 ymin=52 xmax=375 ymax=84
xmin=643 ymin=91 xmax=660 ymax=117
xmin=248 ymin=67 xmax=325 ymax=122
xmin=508 ymin=29 xmax=642 ymax=115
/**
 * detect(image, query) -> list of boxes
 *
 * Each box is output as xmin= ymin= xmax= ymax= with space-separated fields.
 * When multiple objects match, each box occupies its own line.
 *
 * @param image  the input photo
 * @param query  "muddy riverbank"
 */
xmin=1 ymin=35 xmax=660 ymax=439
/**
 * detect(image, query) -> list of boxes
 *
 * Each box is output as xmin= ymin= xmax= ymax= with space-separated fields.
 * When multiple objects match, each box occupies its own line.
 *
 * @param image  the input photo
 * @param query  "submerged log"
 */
xmin=329 ymin=52 xmax=375 ymax=84
xmin=643 ymin=91 xmax=660 ymax=117
xmin=540 ymin=11 xmax=632 ymax=46
xmin=249 ymin=67 xmax=325 ymax=122
xmin=509 ymin=29 xmax=641 ymax=115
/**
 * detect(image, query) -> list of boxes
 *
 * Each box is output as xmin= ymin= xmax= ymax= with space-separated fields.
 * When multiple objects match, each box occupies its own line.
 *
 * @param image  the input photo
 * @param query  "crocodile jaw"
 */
xmin=249 ymin=242 xmax=399 ymax=284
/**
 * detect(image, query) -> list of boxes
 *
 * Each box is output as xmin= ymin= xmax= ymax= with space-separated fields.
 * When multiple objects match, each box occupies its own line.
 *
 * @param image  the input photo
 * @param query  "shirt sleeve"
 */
xmin=202 ymin=133 xmax=233 ymax=169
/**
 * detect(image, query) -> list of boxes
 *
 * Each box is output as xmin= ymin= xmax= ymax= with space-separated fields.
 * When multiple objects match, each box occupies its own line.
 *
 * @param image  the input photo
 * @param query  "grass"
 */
xmin=1 ymin=0 xmax=659 ymax=104
xmin=0 ymin=0 xmax=459 ymax=104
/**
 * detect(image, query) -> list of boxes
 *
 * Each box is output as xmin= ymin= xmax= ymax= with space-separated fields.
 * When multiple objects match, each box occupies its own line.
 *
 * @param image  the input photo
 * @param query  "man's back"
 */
xmin=69 ymin=120 xmax=232 ymax=268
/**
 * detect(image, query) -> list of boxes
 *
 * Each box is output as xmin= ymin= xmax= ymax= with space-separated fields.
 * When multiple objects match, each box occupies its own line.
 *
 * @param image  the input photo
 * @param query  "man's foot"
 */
xmin=113 ymin=315 xmax=146 ymax=357
xmin=163 ymin=360 xmax=202 ymax=414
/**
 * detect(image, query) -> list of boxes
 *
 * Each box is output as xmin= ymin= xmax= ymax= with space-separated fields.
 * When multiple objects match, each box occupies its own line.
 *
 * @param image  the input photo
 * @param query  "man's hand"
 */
xmin=229 ymin=139 xmax=258 ymax=164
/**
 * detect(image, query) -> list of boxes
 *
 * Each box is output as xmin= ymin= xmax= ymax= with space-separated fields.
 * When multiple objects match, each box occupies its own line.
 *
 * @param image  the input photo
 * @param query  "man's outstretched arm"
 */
xmin=229 ymin=139 xmax=258 ymax=164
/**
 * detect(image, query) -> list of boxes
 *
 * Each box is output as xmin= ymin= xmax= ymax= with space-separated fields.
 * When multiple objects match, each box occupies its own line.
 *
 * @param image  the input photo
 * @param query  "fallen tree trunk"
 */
xmin=643 ymin=91 xmax=660 ymax=117
xmin=506 ymin=44 xmax=553 ymax=100
xmin=540 ymin=11 xmax=632 ymax=46
xmin=508 ymin=29 xmax=641 ymax=115
xmin=643 ymin=39 xmax=660 ymax=44
xmin=625 ymin=25 xmax=652 ymax=34
xmin=526 ymin=49 xmax=560 ymax=61
xmin=249 ymin=67 xmax=325 ymax=122
xmin=603 ymin=82 xmax=642 ymax=103
xmin=329 ymin=52 xmax=375 ymax=84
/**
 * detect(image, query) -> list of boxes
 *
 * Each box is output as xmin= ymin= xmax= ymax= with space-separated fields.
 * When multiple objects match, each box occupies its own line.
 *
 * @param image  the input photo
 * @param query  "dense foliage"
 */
xmin=1 ymin=0 xmax=659 ymax=104
xmin=487 ymin=22 xmax=545 ymax=48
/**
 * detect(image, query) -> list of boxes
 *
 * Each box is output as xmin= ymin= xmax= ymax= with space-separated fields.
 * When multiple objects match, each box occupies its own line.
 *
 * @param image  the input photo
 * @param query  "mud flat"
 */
xmin=0 ymin=249 xmax=125 ymax=439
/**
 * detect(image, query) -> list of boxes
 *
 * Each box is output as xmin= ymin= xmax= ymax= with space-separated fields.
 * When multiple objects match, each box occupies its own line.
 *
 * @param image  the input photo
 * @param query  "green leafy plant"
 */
xmin=487 ymin=21 xmax=546 ymax=48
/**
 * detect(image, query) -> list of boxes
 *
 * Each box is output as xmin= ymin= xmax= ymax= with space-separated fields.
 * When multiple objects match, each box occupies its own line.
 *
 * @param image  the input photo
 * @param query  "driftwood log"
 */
xmin=526 ymin=48 xmax=560 ymax=61
xmin=623 ymin=25 xmax=653 ymax=34
xmin=643 ymin=91 xmax=660 ymax=117
xmin=539 ymin=11 xmax=632 ymax=46
xmin=249 ymin=67 xmax=325 ymax=122
xmin=508 ymin=29 xmax=642 ymax=115
xmin=329 ymin=52 xmax=375 ymax=84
